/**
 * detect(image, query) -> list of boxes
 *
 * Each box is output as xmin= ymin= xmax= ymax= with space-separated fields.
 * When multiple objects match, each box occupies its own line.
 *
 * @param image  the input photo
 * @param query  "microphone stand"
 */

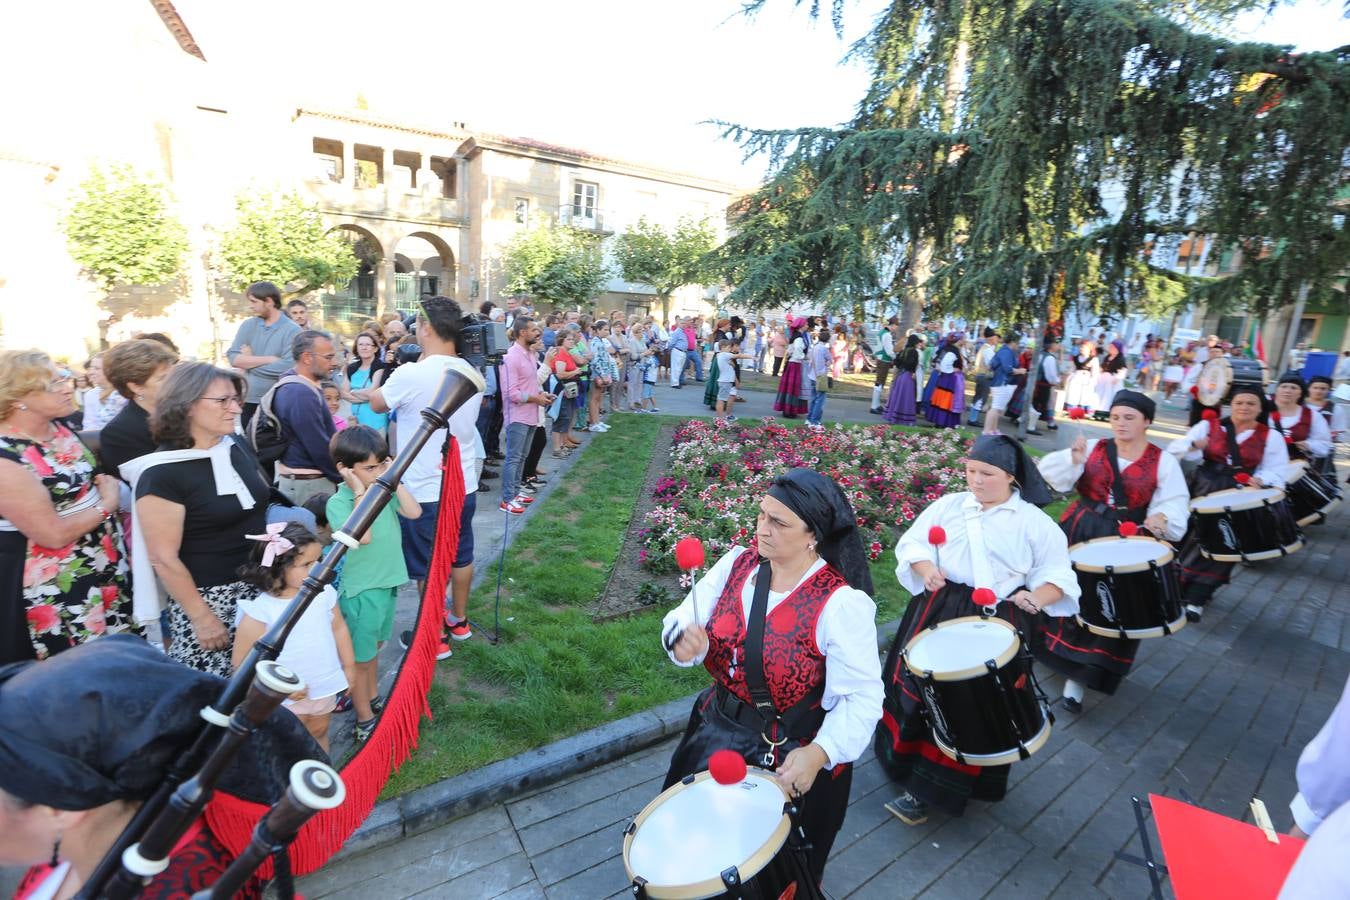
xmin=80 ymin=366 xmax=484 ymax=900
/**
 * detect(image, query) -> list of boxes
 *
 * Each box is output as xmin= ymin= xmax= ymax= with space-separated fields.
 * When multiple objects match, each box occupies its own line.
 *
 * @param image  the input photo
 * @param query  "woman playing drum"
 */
xmin=1271 ymin=373 xmax=1333 ymax=464
xmin=1167 ymin=385 xmax=1291 ymax=623
xmin=660 ymin=468 xmax=883 ymax=884
xmin=1036 ymin=391 xmax=1190 ymax=711
xmin=1305 ymin=376 xmax=1347 ymax=477
xmin=875 ymin=435 xmax=1080 ymax=826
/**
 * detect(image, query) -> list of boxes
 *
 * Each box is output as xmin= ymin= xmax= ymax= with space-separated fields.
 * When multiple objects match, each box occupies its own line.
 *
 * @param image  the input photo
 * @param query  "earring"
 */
xmin=50 ymin=831 xmax=61 ymax=867
xmin=135 ymin=394 xmax=145 ymax=401
xmin=17 ymin=403 xmax=26 ymax=411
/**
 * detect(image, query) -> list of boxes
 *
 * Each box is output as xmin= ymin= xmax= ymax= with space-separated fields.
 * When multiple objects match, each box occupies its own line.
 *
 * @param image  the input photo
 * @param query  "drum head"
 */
xmin=1190 ymin=486 xmax=1285 ymax=512
xmin=1285 ymin=460 xmax=1309 ymax=482
xmin=1069 ymin=536 xmax=1174 ymax=573
xmin=624 ymin=769 xmax=790 ymax=896
xmin=1196 ymin=357 xmax=1232 ymax=407
xmin=905 ymin=616 xmax=1020 ymax=682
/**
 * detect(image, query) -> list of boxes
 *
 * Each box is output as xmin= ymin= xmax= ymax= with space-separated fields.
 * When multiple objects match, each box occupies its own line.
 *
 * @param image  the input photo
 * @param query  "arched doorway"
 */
xmin=323 ymin=224 xmax=384 ymax=332
xmin=394 ymin=231 xmax=456 ymax=315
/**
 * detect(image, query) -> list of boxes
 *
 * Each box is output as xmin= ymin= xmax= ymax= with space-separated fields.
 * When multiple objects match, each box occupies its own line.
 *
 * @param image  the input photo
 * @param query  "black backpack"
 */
xmin=247 ymin=374 xmax=316 ymax=465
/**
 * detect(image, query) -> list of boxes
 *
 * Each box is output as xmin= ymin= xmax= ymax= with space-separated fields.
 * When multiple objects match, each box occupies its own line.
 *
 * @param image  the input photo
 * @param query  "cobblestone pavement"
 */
xmin=300 ymin=390 xmax=1349 ymax=898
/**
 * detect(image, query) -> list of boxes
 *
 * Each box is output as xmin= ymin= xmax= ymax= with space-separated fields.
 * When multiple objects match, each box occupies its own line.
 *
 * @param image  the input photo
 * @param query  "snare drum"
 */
xmin=1283 ymin=460 xmax=1342 ymax=526
xmin=623 ymin=769 xmax=815 ymax=899
xmin=1189 ymin=487 xmax=1304 ymax=562
xmin=903 ymin=616 xmax=1051 ymax=766
xmin=1068 ymin=536 xmax=1185 ymax=639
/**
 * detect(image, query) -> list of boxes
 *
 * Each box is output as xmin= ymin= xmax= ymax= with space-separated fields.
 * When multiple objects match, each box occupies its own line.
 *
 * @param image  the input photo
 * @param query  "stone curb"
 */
xmin=334 ymin=616 xmax=903 ymax=863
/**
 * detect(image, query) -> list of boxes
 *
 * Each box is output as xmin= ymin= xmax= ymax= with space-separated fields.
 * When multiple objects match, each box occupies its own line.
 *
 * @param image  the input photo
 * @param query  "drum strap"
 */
xmin=1102 ymin=440 xmax=1129 ymax=510
xmin=743 ymin=560 xmax=777 ymax=720
xmin=1223 ymin=422 xmax=1246 ymax=472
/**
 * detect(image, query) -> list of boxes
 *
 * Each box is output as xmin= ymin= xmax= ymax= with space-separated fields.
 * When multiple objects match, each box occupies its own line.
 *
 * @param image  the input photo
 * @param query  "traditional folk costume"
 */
xmin=875 ymin=436 xmax=1080 ymax=819
xmin=1 ymin=635 xmax=323 ymax=900
xmin=1036 ymin=392 xmax=1190 ymax=702
xmin=1093 ymin=342 xmax=1128 ymax=419
xmin=1167 ymin=388 xmax=1290 ymax=618
xmin=661 ymin=469 xmax=883 ymax=883
xmin=924 ymin=337 xmax=966 ymax=429
xmin=1063 ymin=349 xmax=1100 ymax=414
xmin=1307 ymin=376 xmax=1348 ymax=477
xmin=1270 ymin=375 xmax=1334 ymax=464
xmin=883 ymin=336 xmax=923 ymax=426
xmin=774 ymin=321 xmax=810 ymax=419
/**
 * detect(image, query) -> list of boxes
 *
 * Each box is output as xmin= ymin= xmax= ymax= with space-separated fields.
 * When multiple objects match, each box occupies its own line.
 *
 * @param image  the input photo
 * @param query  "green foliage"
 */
xmin=719 ymin=0 xmax=1350 ymax=323
xmin=501 ymin=221 xmax=610 ymax=307
xmin=612 ymin=216 xmax=719 ymax=316
xmin=63 ymin=164 xmax=188 ymax=294
xmin=217 ymin=191 xmax=358 ymax=296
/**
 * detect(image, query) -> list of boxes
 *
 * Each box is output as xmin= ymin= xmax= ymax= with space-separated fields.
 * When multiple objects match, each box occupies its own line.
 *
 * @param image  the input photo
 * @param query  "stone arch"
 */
xmin=326 ymin=223 xmax=385 ymax=263
xmin=396 ymin=230 xmax=456 ymax=301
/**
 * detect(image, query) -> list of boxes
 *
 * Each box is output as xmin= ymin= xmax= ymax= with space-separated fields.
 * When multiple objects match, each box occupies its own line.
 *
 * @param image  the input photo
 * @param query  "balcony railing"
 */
xmin=558 ymin=204 xmax=608 ymax=233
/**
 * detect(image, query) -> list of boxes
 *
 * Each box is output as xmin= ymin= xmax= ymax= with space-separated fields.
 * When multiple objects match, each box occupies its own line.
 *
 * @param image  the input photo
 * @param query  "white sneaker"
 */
xmin=593 ymin=422 xmax=610 ymax=432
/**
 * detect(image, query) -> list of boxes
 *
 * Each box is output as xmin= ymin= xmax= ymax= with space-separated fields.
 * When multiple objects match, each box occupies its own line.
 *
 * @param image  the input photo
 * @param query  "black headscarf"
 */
xmin=0 ymin=635 xmax=324 ymax=810
xmin=1276 ymin=371 xmax=1308 ymax=402
xmin=1110 ymin=389 xmax=1156 ymax=421
xmin=766 ymin=468 xmax=874 ymax=593
xmin=968 ymin=434 xmax=1054 ymax=507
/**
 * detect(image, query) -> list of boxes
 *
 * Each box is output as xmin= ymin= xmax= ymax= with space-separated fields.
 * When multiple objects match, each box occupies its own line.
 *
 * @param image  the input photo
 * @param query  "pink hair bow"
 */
xmin=245 ymin=522 xmax=294 ymax=567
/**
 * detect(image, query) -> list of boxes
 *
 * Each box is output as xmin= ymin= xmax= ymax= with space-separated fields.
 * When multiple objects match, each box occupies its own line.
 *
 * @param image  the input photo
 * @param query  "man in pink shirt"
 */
xmin=501 ymin=317 xmax=554 ymax=514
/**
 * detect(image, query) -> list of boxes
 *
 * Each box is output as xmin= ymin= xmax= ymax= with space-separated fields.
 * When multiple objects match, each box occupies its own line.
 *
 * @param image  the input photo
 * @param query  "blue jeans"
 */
xmin=807 ymin=387 xmax=827 ymax=425
xmin=688 ymin=350 xmax=704 ymax=380
xmin=503 ymin=422 xmax=535 ymax=504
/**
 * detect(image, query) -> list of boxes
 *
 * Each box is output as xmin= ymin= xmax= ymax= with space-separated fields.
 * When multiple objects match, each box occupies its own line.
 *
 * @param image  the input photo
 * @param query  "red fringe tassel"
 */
xmin=205 ymin=438 xmax=466 ymax=877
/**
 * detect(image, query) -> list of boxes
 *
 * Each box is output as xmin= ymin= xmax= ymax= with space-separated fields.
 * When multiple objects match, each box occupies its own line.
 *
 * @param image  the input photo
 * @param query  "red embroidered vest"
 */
xmin=1202 ymin=420 xmax=1268 ymax=472
xmin=1272 ymin=407 xmax=1312 ymax=459
xmin=1075 ymin=440 xmax=1161 ymax=510
xmin=703 ymin=548 xmax=843 ymax=713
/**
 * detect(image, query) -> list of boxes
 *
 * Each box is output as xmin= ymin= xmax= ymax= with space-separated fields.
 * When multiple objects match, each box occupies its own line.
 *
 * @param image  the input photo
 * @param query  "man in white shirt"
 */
xmin=370 ymin=296 xmax=486 ymax=659
xmin=967 ymin=328 xmax=1000 ymax=426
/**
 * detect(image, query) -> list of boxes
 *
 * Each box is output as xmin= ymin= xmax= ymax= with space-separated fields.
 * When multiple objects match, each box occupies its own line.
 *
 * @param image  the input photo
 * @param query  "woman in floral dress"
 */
xmin=0 ymin=351 xmax=133 ymax=664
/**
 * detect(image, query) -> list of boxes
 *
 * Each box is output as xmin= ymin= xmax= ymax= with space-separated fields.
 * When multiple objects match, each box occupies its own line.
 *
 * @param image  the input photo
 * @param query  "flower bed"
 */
xmin=639 ymin=419 xmax=971 ymax=576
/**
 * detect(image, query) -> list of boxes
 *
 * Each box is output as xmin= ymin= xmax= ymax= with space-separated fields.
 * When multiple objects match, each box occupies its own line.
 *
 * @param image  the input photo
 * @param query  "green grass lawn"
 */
xmin=384 ymin=415 xmax=1064 ymax=796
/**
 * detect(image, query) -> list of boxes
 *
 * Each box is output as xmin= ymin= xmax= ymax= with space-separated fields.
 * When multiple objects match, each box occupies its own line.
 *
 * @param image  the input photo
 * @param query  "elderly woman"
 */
xmin=876 ymin=435 xmax=1080 ymax=826
xmin=80 ymin=353 xmax=126 ymax=431
xmin=98 ymin=338 xmax=180 ymax=478
xmin=2 ymin=636 xmax=321 ymax=900
xmin=124 ymin=363 xmax=269 ymax=675
xmin=661 ymin=469 xmax=883 ymax=885
xmin=0 ymin=351 xmax=133 ymax=664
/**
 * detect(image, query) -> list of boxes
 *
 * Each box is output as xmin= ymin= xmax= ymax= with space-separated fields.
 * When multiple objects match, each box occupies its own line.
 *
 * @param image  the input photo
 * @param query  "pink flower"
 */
xmin=101 ymin=533 xmax=120 ymax=564
xmin=23 ymin=555 xmax=61 ymax=588
xmin=21 ymin=445 xmax=54 ymax=477
xmin=100 ymin=584 xmax=120 ymax=610
xmin=26 ymin=604 xmax=60 ymax=632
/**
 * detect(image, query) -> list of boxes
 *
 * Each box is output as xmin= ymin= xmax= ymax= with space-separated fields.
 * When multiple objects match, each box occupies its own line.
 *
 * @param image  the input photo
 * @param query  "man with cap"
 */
xmin=1167 ymin=384 xmax=1290 ymax=622
xmin=660 ymin=468 xmax=883 ymax=885
xmin=0 ymin=636 xmax=322 ymax=899
xmin=875 ymin=435 xmax=1080 ymax=825
xmin=1036 ymin=390 xmax=1190 ymax=711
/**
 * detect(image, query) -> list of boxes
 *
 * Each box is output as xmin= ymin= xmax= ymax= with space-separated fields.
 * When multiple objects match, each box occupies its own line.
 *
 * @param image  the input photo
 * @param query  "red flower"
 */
xmin=100 ymin=584 xmax=120 ymax=610
xmin=100 ymin=532 xmax=120 ymax=564
xmin=1118 ymin=522 xmax=1139 ymax=537
xmin=21 ymin=445 xmax=54 ymax=477
xmin=30 ymin=541 xmax=76 ymax=560
xmin=26 ymin=604 xmax=60 ymax=632
xmin=928 ymin=526 xmax=947 ymax=546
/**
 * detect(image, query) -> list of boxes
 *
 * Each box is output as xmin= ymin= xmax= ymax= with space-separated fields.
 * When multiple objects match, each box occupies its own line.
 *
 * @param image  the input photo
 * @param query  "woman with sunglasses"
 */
xmin=0 ymin=351 xmax=134 ymax=665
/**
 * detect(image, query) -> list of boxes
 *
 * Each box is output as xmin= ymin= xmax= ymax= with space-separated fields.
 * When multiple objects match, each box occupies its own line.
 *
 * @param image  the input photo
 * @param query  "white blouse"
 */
xmin=788 ymin=337 xmax=807 ymax=362
xmin=661 ymin=546 xmax=883 ymax=770
xmin=1308 ymin=401 xmax=1348 ymax=442
xmin=1167 ymin=421 xmax=1291 ymax=489
xmin=1271 ymin=406 xmax=1333 ymax=459
xmin=894 ymin=491 xmax=1081 ymax=617
xmin=1038 ymin=439 xmax=1190 ymax=541
xmin=937 ymin=350 xmax=959 ymax=374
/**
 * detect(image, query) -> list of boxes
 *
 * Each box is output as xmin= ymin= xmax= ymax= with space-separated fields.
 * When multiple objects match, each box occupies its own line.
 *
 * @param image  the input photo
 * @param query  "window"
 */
xmin=393 ymin=150 xmax=421 ymax=192
xmin=514 ymin=197 xmax=530 ymax=225
xmin=572 ymin=181 xmax=598 ymax=223
xmin=312 ymin=138 xmax=343 ymax=183
xmin=430 ymin=157 xmax=457 ymax=199
xmin=353 ymin=144 xmax=383 ymax=188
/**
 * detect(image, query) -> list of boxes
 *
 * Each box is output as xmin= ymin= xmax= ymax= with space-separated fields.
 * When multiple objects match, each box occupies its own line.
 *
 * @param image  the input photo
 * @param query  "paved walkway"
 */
xmin=299 ymin=384 xmax=1349 ymax=899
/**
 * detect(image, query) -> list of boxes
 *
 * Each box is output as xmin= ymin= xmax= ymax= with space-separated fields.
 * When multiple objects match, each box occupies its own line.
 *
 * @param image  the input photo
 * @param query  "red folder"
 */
xmin=1150 ymin=793 xmax=1305 ymax=899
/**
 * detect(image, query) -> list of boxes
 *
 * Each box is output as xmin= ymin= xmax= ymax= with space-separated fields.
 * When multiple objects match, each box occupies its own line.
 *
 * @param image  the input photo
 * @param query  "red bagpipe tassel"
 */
xmin=205 ymin=438 xmax=466 ymax=876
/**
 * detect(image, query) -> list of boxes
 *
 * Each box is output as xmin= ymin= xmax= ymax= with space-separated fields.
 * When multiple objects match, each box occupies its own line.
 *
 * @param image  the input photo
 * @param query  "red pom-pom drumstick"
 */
xmin=709 ymin=749 xmax=748 ymax=785
xmin=675 ymin=536 xmax=706 ymax=571
xmin=1201 ymin=408 xmax=1219 ymax=421
xmin=1234 ymin=472 xmax=1252 ymax=485
xmin=928 ymin=526 xmax=947 ymax=546
xmin=972 ymin=587 xmax=997 ymax=607
xmin=1118 ymin=522 xmax=1139 ymax=537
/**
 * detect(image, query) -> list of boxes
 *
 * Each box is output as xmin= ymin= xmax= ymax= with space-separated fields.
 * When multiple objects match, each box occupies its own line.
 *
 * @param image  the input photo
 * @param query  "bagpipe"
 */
xmin=78 ymin=364 xmax=484 ymax=899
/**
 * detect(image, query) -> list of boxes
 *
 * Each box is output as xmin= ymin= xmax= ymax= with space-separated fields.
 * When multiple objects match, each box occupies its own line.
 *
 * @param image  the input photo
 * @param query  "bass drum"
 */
xmin=1189 ymin=487 xmax=1303 ymax=562
xmin=904 ymin=616 xmax=1051 ymax=766
xmin=1283 ymin=460 xmax=1343 ymax=526
xmin=623 ymin=769 xmax=819 ymax=899
xmin=1069 ymin=536 xmax=1186 ymax=639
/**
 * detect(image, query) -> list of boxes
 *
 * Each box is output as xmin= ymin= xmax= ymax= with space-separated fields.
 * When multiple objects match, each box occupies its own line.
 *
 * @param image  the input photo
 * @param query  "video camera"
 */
xmin=396 ymin=310 xmax=509 ymax=371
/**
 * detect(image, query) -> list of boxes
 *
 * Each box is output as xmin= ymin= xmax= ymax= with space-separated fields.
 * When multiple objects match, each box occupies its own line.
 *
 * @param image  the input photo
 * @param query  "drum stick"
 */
xmin=666 ymin=538 xmax=708 ymax=652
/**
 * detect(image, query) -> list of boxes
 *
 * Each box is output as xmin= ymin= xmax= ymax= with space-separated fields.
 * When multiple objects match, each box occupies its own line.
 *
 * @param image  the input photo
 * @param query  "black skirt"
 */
xmin=1176 ymin=465 xmax=1239 ymax=606
xmin=1033 ymin=507 xmax=1141 ymax=695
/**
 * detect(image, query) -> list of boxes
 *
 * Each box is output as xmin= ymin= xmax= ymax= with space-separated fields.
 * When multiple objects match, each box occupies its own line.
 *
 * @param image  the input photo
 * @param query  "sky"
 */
xmin=183 ymin=0 xmax=1349 ymax=187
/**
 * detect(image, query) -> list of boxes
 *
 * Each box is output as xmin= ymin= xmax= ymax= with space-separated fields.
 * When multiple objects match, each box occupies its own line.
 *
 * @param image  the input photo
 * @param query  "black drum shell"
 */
xmin=1074 ymin=560 xmax=1184 ymax=635
xmin=916 ymin=651 xmax=1045 ymax=761
xmin=1193 ymin=496 xmax=1302 ymax=561
xmin=1286 ymin=466 xmax=1343 ymax=526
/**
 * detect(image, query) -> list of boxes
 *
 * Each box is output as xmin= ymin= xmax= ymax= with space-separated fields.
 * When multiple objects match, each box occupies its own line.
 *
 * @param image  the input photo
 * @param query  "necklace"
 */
xmin=0 ymin=421 xmax=56 ymax=443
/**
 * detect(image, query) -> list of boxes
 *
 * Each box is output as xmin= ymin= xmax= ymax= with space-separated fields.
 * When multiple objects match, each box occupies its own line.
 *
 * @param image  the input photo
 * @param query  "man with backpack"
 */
xmin=255 ymin=330 xmax=342 ymax=505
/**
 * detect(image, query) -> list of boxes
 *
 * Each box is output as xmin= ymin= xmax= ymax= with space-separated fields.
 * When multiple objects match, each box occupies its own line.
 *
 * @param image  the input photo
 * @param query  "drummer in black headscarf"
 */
xmin=660 ymin=468 xmax=883 ymax=884
xmin=874 ymin=434 xmax=1080 ymax=827
xmin=0 ymin=635 xmax=323 ymax=900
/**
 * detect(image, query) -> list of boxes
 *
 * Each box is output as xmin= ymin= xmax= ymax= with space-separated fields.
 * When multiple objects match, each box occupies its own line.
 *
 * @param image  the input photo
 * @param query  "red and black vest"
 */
xmin=1078 ymin=440 xmax=1161 ymax=509
xmin=1202 ymin=420 xmax=1268 ymax=472
xmin=703 ymin=548 xmax=843 ymax=715
xmin=1271 ymin=406 xmax=1312 ymax=459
